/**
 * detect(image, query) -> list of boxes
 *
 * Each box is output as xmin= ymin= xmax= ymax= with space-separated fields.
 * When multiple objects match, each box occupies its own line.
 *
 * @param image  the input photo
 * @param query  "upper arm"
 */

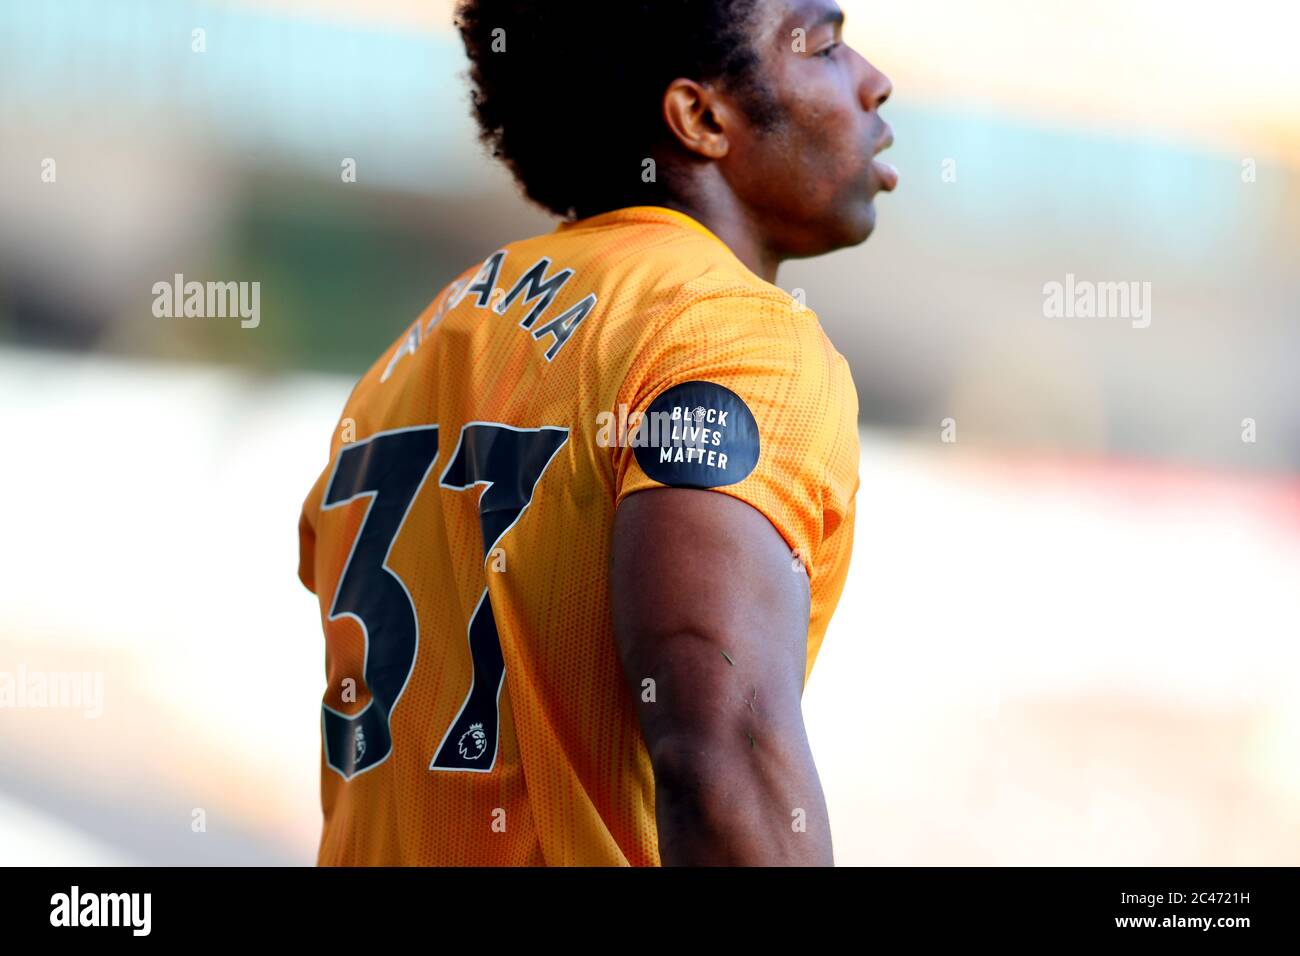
xmin=610 ymin=487 xmax=812 ymax=764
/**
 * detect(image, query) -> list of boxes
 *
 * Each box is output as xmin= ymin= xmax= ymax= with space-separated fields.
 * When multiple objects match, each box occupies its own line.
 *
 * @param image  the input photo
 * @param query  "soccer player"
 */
xmin=297 ymin=0 xmax=895 ymax=866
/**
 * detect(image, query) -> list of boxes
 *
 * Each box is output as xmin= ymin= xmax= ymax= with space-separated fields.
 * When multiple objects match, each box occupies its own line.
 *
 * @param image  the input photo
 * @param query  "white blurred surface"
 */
xmin=805 ymin=435 xmax=1300 ymax=865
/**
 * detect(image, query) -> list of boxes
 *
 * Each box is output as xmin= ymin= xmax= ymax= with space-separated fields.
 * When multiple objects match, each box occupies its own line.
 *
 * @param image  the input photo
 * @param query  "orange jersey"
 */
xmin=297 ymin=205 xmax=861 ymax=866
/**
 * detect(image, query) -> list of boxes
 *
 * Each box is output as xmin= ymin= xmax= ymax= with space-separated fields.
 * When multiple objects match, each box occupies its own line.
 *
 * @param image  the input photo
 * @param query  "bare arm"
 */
xmin=610 ymin=487 xmax=833 ymax=866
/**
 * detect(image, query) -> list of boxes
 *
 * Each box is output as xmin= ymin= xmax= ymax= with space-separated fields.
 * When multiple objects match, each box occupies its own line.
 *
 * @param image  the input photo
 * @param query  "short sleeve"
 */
xmin=612 ymin=292 xmax=858 ymax=581
xmin=298 ymin=465 xmax=330 ymax=595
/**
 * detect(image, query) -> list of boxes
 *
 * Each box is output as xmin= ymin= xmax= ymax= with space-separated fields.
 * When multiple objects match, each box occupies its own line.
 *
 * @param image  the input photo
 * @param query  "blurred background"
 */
xmin=1 ymin=0 xmax=1297 ymax=865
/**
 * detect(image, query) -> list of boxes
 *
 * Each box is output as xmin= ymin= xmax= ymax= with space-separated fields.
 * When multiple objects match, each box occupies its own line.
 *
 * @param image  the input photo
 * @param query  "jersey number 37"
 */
xmin=319 ymin=423 xmax=568 ymax=780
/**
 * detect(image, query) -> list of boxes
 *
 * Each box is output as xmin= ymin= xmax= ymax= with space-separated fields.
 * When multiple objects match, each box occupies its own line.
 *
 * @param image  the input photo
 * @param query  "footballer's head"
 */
xmin=456 ymin=0 xmax=895 ymax=262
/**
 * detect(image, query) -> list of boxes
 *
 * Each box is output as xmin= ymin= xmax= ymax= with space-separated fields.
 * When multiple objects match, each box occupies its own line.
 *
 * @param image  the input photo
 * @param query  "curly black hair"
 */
xmin=455 ymin=0 xmax=783 ymax=220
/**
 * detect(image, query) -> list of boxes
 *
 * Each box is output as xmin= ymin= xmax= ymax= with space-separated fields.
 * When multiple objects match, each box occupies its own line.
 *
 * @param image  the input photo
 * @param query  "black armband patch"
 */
xmin=632 ymin=381 xmax=760 ymax=488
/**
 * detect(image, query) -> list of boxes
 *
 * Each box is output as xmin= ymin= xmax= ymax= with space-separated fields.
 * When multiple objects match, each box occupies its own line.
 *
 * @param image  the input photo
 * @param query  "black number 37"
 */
xmin=320 ymin=423 xmax=568 ymax=780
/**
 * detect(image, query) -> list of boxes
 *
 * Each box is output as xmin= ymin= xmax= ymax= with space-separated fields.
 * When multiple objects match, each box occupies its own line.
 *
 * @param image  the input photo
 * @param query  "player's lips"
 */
xmin=871 ymin=126 xmax=899 ymax=193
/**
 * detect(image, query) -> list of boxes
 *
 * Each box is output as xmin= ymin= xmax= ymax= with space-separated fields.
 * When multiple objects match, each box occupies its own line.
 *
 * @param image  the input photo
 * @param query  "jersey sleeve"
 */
xmin=611 ymin=291 xmax=859 ymax=583
xmin=298 ymin=484 xmax=320 ymax=595
xmin=298 ymin=458 xmax=334 ymax=596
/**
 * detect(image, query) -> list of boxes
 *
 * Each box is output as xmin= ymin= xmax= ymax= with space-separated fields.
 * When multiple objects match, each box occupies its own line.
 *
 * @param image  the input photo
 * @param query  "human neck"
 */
xmin=655 ymin=195 xmax=782 ymax=285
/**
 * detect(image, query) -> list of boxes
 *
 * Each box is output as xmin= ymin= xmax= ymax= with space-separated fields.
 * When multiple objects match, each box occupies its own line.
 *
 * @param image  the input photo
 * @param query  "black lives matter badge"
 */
xmin=633 ymin=381 xmax=760 ymax=488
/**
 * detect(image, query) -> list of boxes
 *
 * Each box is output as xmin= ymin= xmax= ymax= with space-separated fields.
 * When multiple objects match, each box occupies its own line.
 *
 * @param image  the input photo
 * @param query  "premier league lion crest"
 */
xmin=353 ymin=725 xmax=367 ymax=762
xmin=458 ymin=722 xmax=488 ymax=761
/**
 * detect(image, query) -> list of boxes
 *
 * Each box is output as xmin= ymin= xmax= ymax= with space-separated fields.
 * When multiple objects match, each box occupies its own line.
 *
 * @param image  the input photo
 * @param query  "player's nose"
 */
xmin=858 ymin=59 xmax=893 ymax=113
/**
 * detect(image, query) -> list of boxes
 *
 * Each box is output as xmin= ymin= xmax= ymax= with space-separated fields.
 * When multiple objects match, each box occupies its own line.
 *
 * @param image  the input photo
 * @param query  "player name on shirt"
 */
xmin=382 ymin=251 xmax=598 ymax=383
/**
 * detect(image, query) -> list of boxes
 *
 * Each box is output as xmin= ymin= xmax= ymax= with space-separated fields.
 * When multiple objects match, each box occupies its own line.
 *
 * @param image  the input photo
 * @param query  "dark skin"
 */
xmin=610 ymin=0 xmax=894 ymax=865
xmin=656 ymin=0 xmax=895 ymax=284
xmin=612 ymin=491 xmax=831 ymax=865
